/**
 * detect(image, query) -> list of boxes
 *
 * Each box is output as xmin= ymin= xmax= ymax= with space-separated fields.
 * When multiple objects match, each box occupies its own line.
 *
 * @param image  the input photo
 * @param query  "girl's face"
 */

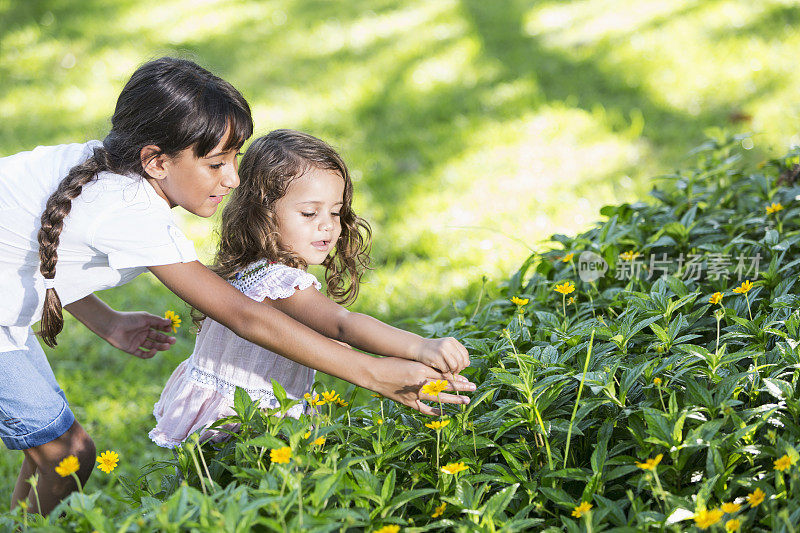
xmin=274 ymin=167 xmax=344 ymax=266
xmin=145 ymin=133 xmax=241 ymax=218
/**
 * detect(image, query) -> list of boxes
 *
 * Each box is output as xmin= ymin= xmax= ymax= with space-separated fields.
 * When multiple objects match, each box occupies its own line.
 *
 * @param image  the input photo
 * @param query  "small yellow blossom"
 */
xmin=567 ymin=296 xmax=576 ymax=305
xmin=337 ymin=399 xmax=349 ymax=407
xmin=371 ymin=393 xmax=383 ymax=398
xmin=55 ymin=455 xmax=80 ymax=477
xmin=619 ymin=251 xmax=640 ymax=261
xmin=96 ymin=450 xmax=119 ymax=474
xmin=562 ymin=253 xmax=575 ymax=263
xmin=571 ymin=501 xmax=593 ymax=518
xmin=432 ymin=502 xmax=447 ymax=518
xmin=726 ymin=518 xmax=741 ymax=532
xmin=164 ymin=310 xmax=181 ymax=332
xmin=270 ymin=446 xmax=292 ymax=464
xmin=510 ymin=296 xmax=529 ymax=306
xmin=635 ymin=454 xmax=663 ymax=470
xmin=373 ymin=526 xmax=400 ymax=533
xmin=553 ymin=281 xmax=575 ymax=295
xmin=720 ymin=502 xmax=741 ymax=514
xmin=766 ymin=202 xmax=784 ymax=215
xmin=732 ymin=280 xmax=753 ymax=294
xmin=376 ymin=418 xmax=383 ymax=425
xmin=653 ymin=377 xmax=662 ymax=386
xmin=709 ymin=292 xmax=723 ymax=305
xmin=774 ymin=454 xmax=794 ymax=471
xmin=303 ymin=431 xmax=311 ymax=439
xmin=441 ymin=462 xmax=468 ymax=475
xmin=421 ymin=380 xmax=448 ymax=397
xmin=312 ymin=437 xmax=326 ymax=446
xmin=321 ymin=390 xmax=340 ymax=403
xmin=746 ymin=488 xmax=765 ymax=507
xmin=304 ymin=393 xmax=325 ymax=407
xmin=694 ymin=508 xmax=724 ymax=529
xmin=425 ymin=419 xmax=450 ymax=430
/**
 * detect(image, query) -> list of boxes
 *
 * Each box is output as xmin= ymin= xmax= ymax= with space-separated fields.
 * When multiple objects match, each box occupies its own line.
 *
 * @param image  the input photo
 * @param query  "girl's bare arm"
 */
xmin=64 ymin=294 xmax=175 ymax=358
xmin=264 ymin=280 xmax=470 ymax=376
xmin=148 ymin=261 xmax=475 ymax=414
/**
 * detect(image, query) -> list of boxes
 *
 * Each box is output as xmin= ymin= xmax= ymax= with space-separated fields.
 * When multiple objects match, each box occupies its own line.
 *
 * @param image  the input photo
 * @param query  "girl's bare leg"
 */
xmin=10 ymin=453 xmax=36 ymax=509
xmin=20 ymin=420 xmax=95 ymax=515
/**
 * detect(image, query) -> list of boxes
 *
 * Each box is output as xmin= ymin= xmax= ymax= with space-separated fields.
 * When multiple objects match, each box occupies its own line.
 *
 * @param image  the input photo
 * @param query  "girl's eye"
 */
xmin=210 ymin=162 xmax=224 ymax=169
xmin=301 ymin=212 xmax=316 ymax=218
xmin=331 ymin=212 xmax=341 ymax=217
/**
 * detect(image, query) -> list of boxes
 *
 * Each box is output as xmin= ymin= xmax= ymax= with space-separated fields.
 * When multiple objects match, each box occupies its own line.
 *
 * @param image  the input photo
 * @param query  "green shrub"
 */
xmin=7 ymin=134 xmax=800 ymax=531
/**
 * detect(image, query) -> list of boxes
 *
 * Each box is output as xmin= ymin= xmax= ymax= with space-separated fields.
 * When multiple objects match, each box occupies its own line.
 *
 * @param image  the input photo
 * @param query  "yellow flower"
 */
xmin=373 ymin=526 xmax=400 ymax=533
xmin=303 ymin=431 xmax=311 ymax=439
xmin=567 ymin=296 xmax=576 ymax=305
xmin=726 ymin=518 xmax=741 ymax=532
xmin=96 ymin=450 xmax=119 ymax=474
xmin=619 ymin=251 xmax=640 ymax=261
xmin=694 ymin=508 xmax=724 ymax=529
xmin=425 ymin=419 xmax=450 ymax=430
xmin=441 ymin=462 xmax=469 ymax=475
xmin=337 ymin=399 xmax=349 ymax=407
xmin=709 ymin=292 xmax=723 ymax=305
xmin=562 ymin=253 xmax=575 ymax=263
xmin=376 ymin=418 xmax=383 ymax=425
xmin=720 ymin=502 xmax=741 ymax=514
xmin=421 ymin=380 xmax=448 ymax=397
xmin=371 ymin=393 xmax=383 ymax=398
xmin=732 ymin=280 xmax=753 ymax=294
xmin=312 ymin=437 xmax=326 ymax=446
xmin=304 ymin=393 xmax=325 ymax=406
xmin=653 ymin=377 xmax=662 ymax=386
xmin=635 ymin=454 xmax=663 ymax=470
xmin=774 ymin=454 xmax=794 ymax=471
xmin=431 ymin=502 xmax=447 ymax=518
xmin=164 ymin=310 xmax=181 ymax=332
xmin=321 ymin=390 xmax=340 ymax=403
xmin=270 ymin=446 xmax=292 ymax=464
xmin=510 ymin=296 xmax=529 ymax=306
xmin=55 ymin=455 xmax=80 ymax=477
xmin=571 ymin=501 xmax=593 ymax=518
xmin=766 ymin=202 xmax=784 ymax=215
xmin=553 ymin=281 xmax=575 ymax=295
xmin=746 ymin=487 xmax=765 ymax=507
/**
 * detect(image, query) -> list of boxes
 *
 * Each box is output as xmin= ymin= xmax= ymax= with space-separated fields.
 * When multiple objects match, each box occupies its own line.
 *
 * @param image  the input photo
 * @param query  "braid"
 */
xmin=37 ymin=148 xmax=112 ymax=347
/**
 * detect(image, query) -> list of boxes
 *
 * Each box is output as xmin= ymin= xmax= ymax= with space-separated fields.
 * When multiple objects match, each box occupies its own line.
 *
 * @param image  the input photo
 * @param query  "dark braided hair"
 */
xmin=37 ymin=57 xmax=253 ymax=347
xmin=192 ymin=130 xmax=371 ymax=327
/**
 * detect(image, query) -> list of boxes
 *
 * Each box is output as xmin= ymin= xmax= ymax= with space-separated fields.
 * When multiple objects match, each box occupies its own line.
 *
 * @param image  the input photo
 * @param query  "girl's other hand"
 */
xmin=371 ymin=357 xmax=476 ymax=416
xmin=415 ymin=336 xmax=470 ymax=375
xmin=105 ymin=311 xmax=176 ymax=359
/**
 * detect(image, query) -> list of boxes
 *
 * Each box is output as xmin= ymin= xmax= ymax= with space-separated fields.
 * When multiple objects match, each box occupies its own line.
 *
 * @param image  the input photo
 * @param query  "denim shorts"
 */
xmin=0 ymin=332 xmax=75 ymax=450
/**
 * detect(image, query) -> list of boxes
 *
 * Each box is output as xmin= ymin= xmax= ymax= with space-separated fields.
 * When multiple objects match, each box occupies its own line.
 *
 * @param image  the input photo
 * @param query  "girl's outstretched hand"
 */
xmin=104 ymin=312 xmax=176 ymax=359
xmin=371 ymin=357 xmax=476 ymax=416
xmin=414 ymin=336 xmax=470 ymax=376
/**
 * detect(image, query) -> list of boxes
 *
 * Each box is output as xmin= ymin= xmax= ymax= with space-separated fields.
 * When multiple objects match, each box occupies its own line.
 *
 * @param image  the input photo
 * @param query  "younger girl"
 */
xmin=150 ymin=130 xmax=471 ymax=447
xmin=1 ymin=59 xmax=474 ymax=514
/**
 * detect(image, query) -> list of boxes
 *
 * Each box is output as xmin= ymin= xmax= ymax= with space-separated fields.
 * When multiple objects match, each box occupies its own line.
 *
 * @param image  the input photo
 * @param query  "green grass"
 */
xmin=2 ymin=0 xmax=800 ymax=516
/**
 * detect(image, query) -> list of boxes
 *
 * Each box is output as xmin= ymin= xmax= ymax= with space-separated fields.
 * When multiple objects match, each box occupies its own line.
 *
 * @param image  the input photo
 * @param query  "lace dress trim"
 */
xmin=230 ymin=260 xmax=321 ymax=301
xmin=187 ymin=361 xmax=280 ymax=407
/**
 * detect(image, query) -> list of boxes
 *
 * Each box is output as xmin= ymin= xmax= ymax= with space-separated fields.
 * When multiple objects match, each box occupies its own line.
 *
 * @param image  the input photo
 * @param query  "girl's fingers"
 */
xmin=147 ymin=330 xmax=175 ymax=344
xmin=413 ymin=399 xmax=440 ymax=416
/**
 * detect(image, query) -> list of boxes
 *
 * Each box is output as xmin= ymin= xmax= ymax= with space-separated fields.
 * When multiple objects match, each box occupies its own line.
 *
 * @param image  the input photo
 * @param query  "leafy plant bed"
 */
xmin=8 ymin=134 xmax=800 ymax=531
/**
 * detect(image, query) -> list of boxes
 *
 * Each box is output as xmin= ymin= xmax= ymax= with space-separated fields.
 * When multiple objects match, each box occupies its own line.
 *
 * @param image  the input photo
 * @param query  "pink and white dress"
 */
xmin=149 ymin=260 xmax=320 ymax=448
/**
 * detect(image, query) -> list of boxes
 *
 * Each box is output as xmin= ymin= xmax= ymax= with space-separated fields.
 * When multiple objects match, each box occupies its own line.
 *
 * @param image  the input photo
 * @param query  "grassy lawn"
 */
xmin=2 ymin=0 xmax=800 ymax=514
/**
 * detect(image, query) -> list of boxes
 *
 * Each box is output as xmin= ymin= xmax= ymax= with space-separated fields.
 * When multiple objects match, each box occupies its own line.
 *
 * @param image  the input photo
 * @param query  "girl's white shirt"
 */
xmin=0 ymin=141 xmax=197 ymax=352
xmin=149 ymin=261 xmax=320 ymax=448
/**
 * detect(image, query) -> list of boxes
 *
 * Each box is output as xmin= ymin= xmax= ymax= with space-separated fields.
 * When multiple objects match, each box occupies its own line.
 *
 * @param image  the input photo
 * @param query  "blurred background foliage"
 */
xmin=2 ymin=0 xmax=800 ymax=513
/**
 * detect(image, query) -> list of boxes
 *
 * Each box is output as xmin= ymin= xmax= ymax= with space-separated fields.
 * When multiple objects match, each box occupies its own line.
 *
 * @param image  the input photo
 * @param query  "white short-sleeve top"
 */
xmin=0 ymin=141 xmax=197 ymax=351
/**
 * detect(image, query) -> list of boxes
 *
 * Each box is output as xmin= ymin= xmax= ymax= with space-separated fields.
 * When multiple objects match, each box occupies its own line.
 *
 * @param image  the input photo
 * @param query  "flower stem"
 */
xmin=564 ymin=329 xmax=594 ymax=469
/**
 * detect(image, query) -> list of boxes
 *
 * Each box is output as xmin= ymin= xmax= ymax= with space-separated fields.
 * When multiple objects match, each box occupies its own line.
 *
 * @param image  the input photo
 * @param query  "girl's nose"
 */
xmin=320 ymin=217 xmax=333 ymax=231
xmin=222 ymin=165 xmax=240 ymax=189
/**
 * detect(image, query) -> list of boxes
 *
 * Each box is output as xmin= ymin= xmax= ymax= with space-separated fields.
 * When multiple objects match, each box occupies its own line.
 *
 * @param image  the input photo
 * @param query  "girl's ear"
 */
xmin=140 ymin=145 xmax=168 ymax=180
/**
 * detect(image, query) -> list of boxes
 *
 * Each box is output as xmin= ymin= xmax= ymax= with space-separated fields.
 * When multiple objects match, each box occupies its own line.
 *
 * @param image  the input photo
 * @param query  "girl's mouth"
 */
xmin=312 ymin=240 xmax=329 ymax=250
xmin=209 ymin=195 xmax=224 ymax=204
